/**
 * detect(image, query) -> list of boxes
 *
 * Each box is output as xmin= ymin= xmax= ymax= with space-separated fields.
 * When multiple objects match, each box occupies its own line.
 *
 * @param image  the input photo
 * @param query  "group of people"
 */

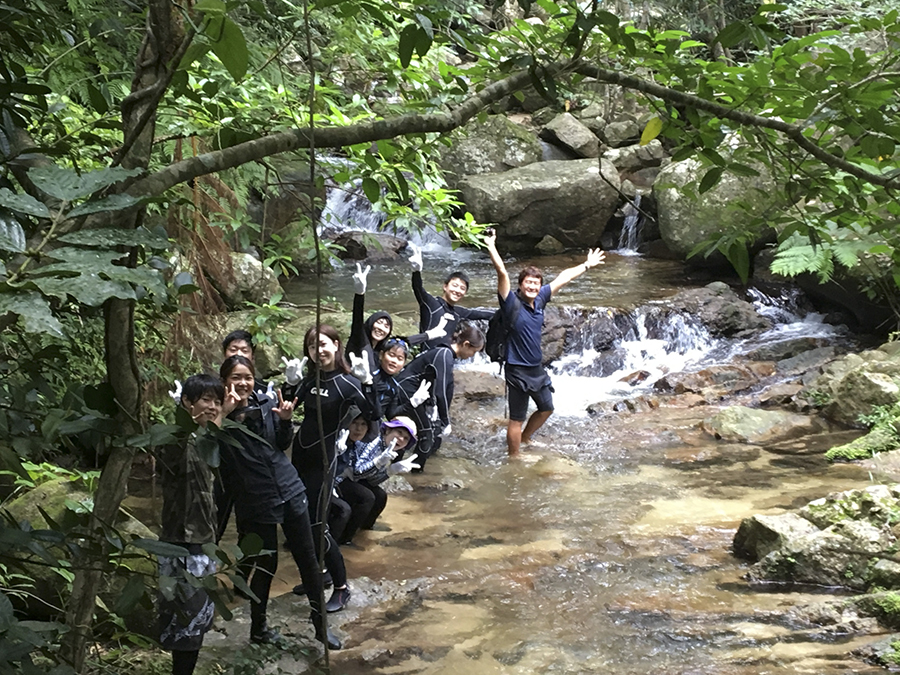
xmin=156 ymin=236 xmax=604 ymax=674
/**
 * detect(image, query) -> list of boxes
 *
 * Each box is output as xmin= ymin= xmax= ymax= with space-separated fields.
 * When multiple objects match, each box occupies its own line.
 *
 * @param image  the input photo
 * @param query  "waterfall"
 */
xmin=615 ymin=195 xmax=644 ymax=254
xmin=319 ymin=181 xmax=451 ymax=251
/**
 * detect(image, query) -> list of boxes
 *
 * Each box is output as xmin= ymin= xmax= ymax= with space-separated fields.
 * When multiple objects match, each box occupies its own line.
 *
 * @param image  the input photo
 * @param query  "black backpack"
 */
xmin=484 ymin=299 xmax=520 ymax=366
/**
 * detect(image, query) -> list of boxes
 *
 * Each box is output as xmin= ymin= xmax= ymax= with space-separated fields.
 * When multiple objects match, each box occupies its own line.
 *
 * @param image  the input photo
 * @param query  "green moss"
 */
xmin=860 ymin=592 xmax=900 ymax=629
xmin=826 ymin=426 xmax=900 ymax=462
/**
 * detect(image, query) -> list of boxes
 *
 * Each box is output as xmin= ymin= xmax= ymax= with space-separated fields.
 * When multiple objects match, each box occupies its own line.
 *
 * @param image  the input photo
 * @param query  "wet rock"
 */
xmin=765 ymin=430 xmax=859 ymax=456
xmin=211 ymin=251 xmax=283 ymax=308
xmin=439 ymin=114 xmax=541 ymax=191
xmin=653 ymin=155 xmax=775 ymax=262
xmin=653 ymin=365 xmax=758 ymax=398
xmin=826 ymin=426 xmax=900 ymax=462
xmin=332 ymin=231 xmax=407 ymax=261
xmin=619 ymin=370 xmax=651 ymax=386
xmin=854 ymin=634 xmax=900 ymax=667
xmin=702 ymin=406 xmax=823 ymax=444
xmin=452 ymin=370 xmax=505 ymax=401
xmin=663 ymin=282 xmax=772 ymax=337
xmin=733 ymin=513 xmax=820 ymax=561
xmin=603 ymin=140 xmax=666 ymax=172
xmin=539 ymin=113 xmax=599 ymax=158
xmin=602 ymin=119 xmax=640 ymax=147
xmin=535 ymin=234 xmax=565 ymax=254
xmin=798 ymin=485 xmax=900 ymax=529
xmin=756 ymin=382 xmax=803 ymax=407
xmin=827 ymin=370 xmax=900 ymax=428
xmin=778 ymin=346 xmax=838 ymax=377
xmin=746 ymin=361 xmax=776 ymax=379
xmin=663 ymin=443 xmax=760 ymax=467
xmin=531 ymin=107 xmax=558 ymax=126
xmin=459 ymin=158 xmax=620 ymax=253
xmin=870 ymin=559 xmax=900 ymax=588
xmin=746 ymin=337 xmax=826 ymax=361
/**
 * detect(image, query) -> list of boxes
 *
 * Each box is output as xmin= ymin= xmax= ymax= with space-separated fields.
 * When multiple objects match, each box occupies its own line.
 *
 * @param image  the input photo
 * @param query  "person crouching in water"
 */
xmin=346 ymin=416 xmax=420 ymax=532
xmin=394 ymin=323 xmax=485 ymax=470
xmin=217 ymin=355 xmax=341 ymax=649
xmin=157 ymin=374 xmax=223 ymax=675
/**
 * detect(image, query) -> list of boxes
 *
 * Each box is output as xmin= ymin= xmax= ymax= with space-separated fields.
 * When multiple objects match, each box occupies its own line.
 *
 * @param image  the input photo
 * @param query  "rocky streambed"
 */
xmin=162 ymin=282 xmax=900 ymax=674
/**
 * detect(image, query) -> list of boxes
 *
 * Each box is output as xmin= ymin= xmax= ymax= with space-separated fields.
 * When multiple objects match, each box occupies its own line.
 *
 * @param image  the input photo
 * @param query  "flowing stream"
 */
xmin=245 ymin=248 xmax=886 ymax=674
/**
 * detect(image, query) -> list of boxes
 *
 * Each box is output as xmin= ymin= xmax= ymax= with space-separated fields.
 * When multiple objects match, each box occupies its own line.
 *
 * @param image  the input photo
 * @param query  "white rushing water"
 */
xmin=614 ymin=194 xmax=645 ymax=255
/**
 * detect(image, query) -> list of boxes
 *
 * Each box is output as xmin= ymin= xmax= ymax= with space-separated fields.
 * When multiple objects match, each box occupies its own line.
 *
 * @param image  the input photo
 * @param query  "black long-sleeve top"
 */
xmin=395 ymin=344 xmax=455 ymax=428
xmin=217 ymin=391 xmax=302 ymax=525
xmin=347 ymin=292 xmax=429 ymax=372
xmin=284 ymin=369 xmax=376 ymax=475
xmin=373 ymin=368 xmax=414 ymax=421
xmin=412 ymin=271 xmax=493 ymax=350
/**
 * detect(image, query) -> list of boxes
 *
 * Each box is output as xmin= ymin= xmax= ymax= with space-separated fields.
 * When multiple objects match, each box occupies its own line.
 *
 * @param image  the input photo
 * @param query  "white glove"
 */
xmin=409 ymin=380 xmax=432 ymax=408
xmin=424 ymin=314 xmax=450 ymax=341
xmin=336 ymin=429 xmax=350 ymax=455
xmin=352 ymin=262 xmax=370 ymax=295
xmin=430 ymin=406 xmax=439 ymax=422
xmin=282 ymin=356 xmax=307 ymax=385
xmin=387 ymin=453 xmax=420 ymax=475
xmin=265 ymin=381 xmax=276 ymax=400
xmin=349 ymin=353 xmax=373 ymax=385
xmin=442 ymin=424 xmax=451 ymax=436
xmin=168 ymin=380 xmax=182 ymax=404
xmin=408 ymin=243 xmax=423 ymax=272
xmin=373 ymin=439 xmax=399 ymax=470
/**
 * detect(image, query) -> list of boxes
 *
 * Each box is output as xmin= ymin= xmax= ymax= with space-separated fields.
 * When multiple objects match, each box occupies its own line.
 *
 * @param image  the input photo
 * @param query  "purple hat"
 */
xmin=381 ymin=415 xmax=417 ymax=447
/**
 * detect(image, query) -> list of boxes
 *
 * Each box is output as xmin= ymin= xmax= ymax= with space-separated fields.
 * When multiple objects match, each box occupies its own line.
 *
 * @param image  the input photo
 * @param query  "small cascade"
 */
xmin=319 ymin=181 xmax=451 ymax=251
xmin=615 ymin=195 xmax=645 ymax=254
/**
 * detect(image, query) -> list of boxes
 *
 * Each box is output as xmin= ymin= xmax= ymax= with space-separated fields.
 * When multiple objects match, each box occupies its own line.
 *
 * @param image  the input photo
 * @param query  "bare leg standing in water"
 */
xmin=484 ymin=231 xmax=604 ymax=457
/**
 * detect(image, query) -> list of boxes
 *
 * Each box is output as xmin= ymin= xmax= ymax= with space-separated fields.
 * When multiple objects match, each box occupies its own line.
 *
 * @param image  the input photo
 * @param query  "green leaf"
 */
xmin=640 ymin=116 xmax=663 ymax=145
xmin=361 ymin=177 xmax=381 ymax=203
xmin=726 ymin=241 xmax=750 ymax=284
xmin=0 ymin=188 xmax=50 ymax=218
xmin=58 ymin=227 xmax=168 ymax=249
xmin=0 ymin=291 xmax=64 ymax=337
xmin=194 ymin=0 xmax=226 ymax=13
xmin=715 ymin=21 xmax=748 ymax=48
xmin=32 ymin=275 xmax=136 ymax=306
xmin=0 ymin=591 xmax=14 ymax=632
xmin=206 ymin=17 xmax=248 ymax=82
xmin=28 ymin=166 xmax=143 ymax=202
xmin=0 ymin=211 xmax=27 ymax=252
xmin=113 ymin=575 xmax=146 ymax=617
xmin=86 ymin=83 xmax=108 ymax=115
xmin=398 ymin=24 xmax=418 ymax=68
xmin=132 ymin=538 xmax=190 ymax=557
xmin=414 ymin=26 xmax=432 ymax=58
xmin=698 ymin=167 xmax=723 ymax=193
xmin=66 ymin=194 xmax=140 ymax=219
xmin=179 ymin=42 xmax=210 ymax=70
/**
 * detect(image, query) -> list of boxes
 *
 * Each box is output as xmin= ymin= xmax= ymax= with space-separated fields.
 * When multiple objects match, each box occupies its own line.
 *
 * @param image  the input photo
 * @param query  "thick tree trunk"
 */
xmin=60 ymin=1 xmax=183 ymax=670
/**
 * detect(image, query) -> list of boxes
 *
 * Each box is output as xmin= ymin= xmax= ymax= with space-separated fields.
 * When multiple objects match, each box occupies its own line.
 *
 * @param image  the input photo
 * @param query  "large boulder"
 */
xmin=211 ymin=252 xmax=283 ymax=309
xmin=603 ymin=140 xmax=666 ymax=172
xmin=539 ymin=113 xmax=599 ymax=158
xmin=439 ymin=115 xmax=542 ymax=191
xmin=458 ymin=158 xmax=620 ymax=253
xmin=733 ymin=513 xmax=820 ymax=561
xmin=653 ymin=157 xmax=775 ymax=260
xmin=646 ymin=282 xmax=772 ymax=338
xmin=602 ymin=119 xmax=640 ymax=147
xmin=332 ymin=231 xmax=407 ymax=261
xmin=702 ymin=406 xmax=823 ymax=444
xmin=804 ymin=344 xmax=900 ymax=427
xmin=3 ymin=479 xmax=158 ymax=629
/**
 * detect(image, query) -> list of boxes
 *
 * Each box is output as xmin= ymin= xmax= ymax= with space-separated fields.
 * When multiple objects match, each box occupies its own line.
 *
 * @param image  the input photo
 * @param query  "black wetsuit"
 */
xmin=347 ymin=292 xmax=429 ymax=372
xmin=217 ymin=391 xmax=325 ymax=634
xmin=395 ymin=345 xmax=456 ymax=466
xmin=412 ymin=271 xmax=493 ymax=350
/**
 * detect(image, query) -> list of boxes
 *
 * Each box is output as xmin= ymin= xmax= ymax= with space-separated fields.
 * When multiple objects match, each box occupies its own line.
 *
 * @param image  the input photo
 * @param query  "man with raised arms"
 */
xmin=408 ymin=243 xmax=494 ymax=350
xmin=484 ymin=231 xmax=605 ymax=457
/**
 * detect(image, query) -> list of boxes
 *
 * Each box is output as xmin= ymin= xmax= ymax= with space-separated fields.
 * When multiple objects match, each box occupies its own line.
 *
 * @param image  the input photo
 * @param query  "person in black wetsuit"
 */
xmin=394 ymin=323 xmax=485 ymax=469
xmin=217 ymin=355 xmax=341 ymax=649
xmin=484 ymin=230 xmax=605 ymax=457
xmin=408 ymin=244 xmax=494 ymax=351
xmin=346 ymin=262 xmax=449 ymax=372
xmin=283 ymin=324 xmax=377 ymax=614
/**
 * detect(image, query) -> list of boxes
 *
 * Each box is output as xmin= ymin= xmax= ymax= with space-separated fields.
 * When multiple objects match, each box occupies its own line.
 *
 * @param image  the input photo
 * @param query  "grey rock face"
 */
xmin=458 ymin=158 xmax=620 ymax=253
xmin=539 ymin=113 xmax=600 ymax=158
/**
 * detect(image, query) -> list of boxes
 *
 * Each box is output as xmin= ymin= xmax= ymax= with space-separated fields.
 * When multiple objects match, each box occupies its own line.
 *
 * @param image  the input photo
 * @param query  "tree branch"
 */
xmin=573 ymin=62 xmax=900 ymax=189
xmin=127 ymin=68 xmax=537 ymax=198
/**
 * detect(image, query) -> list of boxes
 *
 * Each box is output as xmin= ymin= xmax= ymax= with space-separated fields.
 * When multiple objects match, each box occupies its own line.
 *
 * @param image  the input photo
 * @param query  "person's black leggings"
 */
xmin=329 ymin=495 xmax=351 ymax=544
xmin=338 ymin=479 xmax=387 ymax=541
xmin=172 ymin=649 xmax=200 ymax=675
xmin=241 ymin=494 xmax=325 ymax=629
xmin=301 ymin=469 xmax=348 ymax=589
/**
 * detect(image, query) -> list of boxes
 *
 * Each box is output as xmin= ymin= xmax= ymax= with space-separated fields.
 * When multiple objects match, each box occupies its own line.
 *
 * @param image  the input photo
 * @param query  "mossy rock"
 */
xmin=2 ymin=478 xmax=158 ymax=632
xmin=826 ymin=426 xmax=900 ymax=462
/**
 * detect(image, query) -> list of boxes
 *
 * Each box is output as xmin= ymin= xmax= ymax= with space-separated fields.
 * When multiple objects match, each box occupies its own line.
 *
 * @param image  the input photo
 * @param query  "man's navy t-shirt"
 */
xmin=501 ymin=285 xmax=552 ymax=367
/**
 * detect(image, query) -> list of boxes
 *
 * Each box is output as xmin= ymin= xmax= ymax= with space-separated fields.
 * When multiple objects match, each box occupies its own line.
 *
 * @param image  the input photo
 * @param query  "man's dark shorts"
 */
xmin=505 ymin=364 xmax=554 ymax=422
